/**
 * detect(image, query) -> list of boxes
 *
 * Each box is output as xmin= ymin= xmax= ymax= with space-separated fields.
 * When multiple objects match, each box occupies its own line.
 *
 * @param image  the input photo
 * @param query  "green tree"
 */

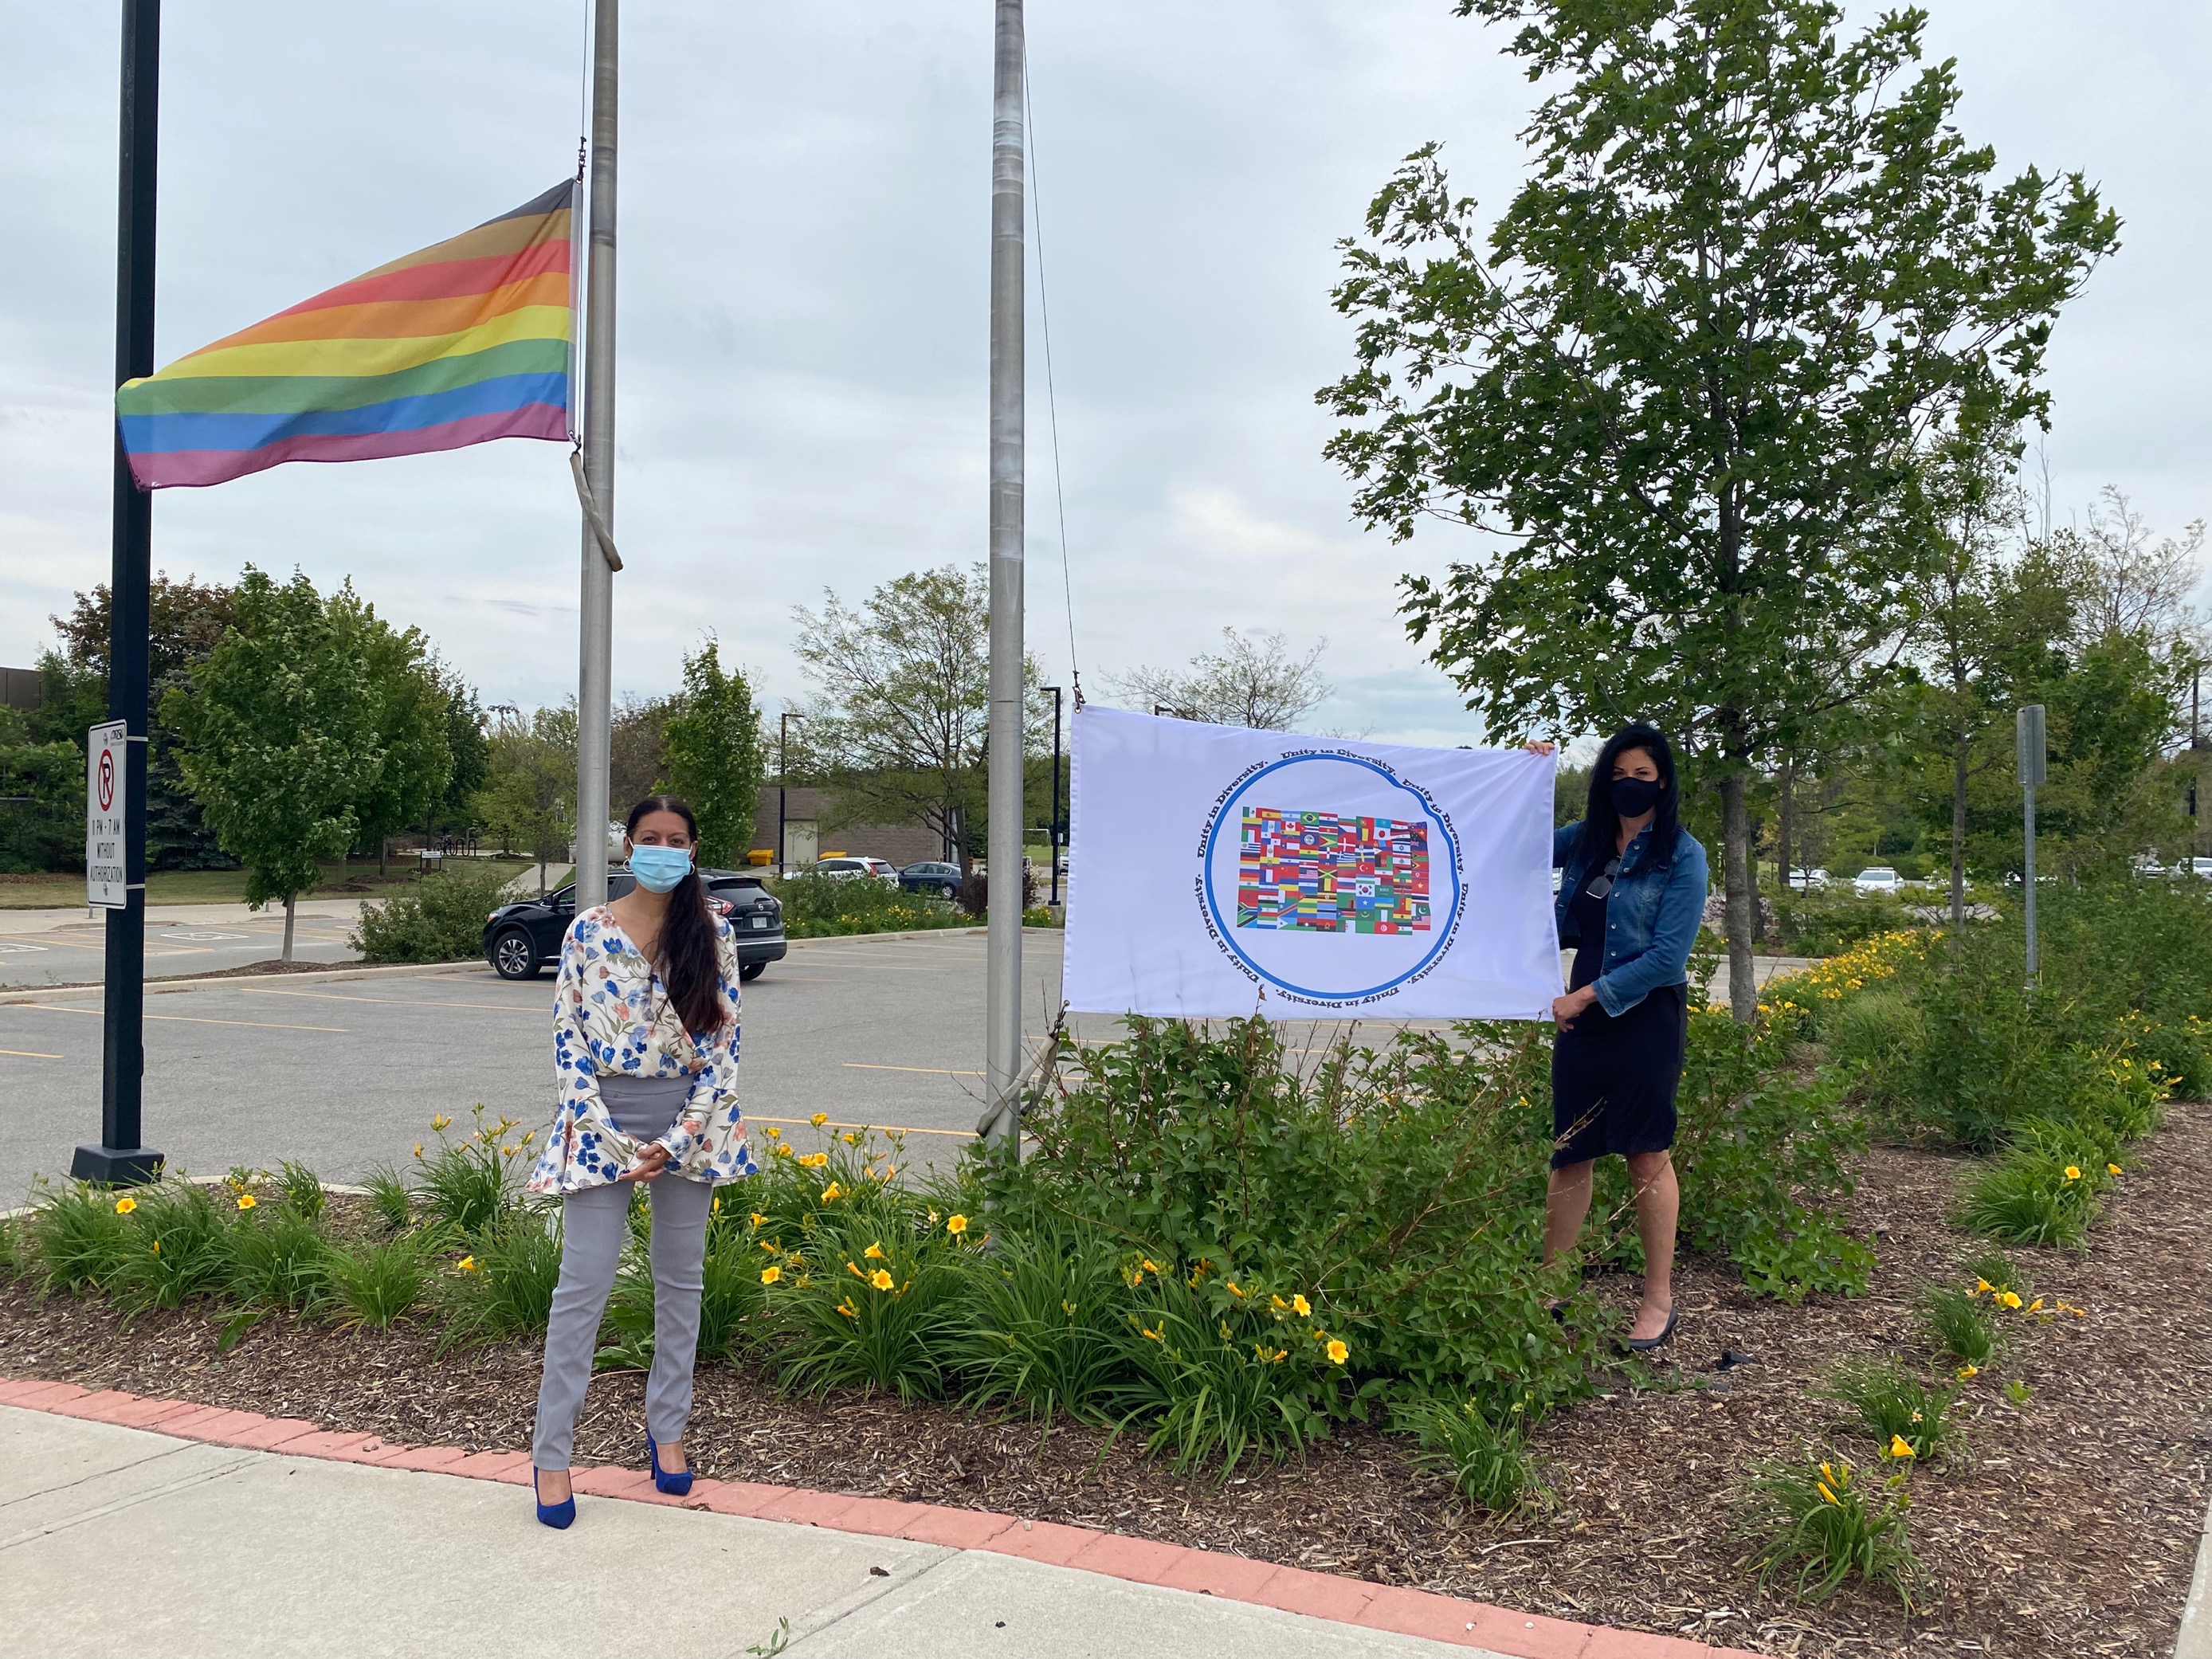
xmin=437 ymin=686 xmax=491 ymax=834
xmin=162 ymin=570 xmax=379 ymax=958
xmin=475 ymin=704 xmax=578 ymax=895
xmin=38 ymin=574 xmax=241 ymax=870
xmin=661 ymin=640 xmax=766 ymax=868
xmin=327 ymin=582 xmax=453 ymax=874
xmin=793 ymin=565 xmax=1045 ymax=872
xmin=0 ymin=708 xmax=80 ymax=873
xmin=1320 ymin=0 xmax=2119 ymax=1018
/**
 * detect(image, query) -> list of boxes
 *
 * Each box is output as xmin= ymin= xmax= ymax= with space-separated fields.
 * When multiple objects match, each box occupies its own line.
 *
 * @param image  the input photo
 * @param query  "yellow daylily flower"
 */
xmin=1888 ymin=1435 xmax=1915 ymax=1460
xmin=1326 ymin=1339 xmax=1349 ymax=1365
xmin=1997 ymin=1289 xmax=2023 ymax=1309
xmin=1817 ymin=1481 xmax=1840 ymax=1506
xmin=431 ymin=1115 xmax=452 ymax=1131
xmin=2063 ymin=1166 xmax=2081 ymax=1182
xmin=761 ymin=1265 xmax=782 ymax=1284
xmin=2108 ymin=1163 xmax=2124 ymax=1176
xmin=946 ymin=1214 xmax=970 ymax=1236
xmin=751 ymin=1212 xmax=767 ymax=1227
xmin=870 ymin=1269 xmax=895 ymax=1291
xmin=821 ymin=1182 xmax=845 ymax=1203
xmin=236 ymin=1194 xmax=257 ymax=1210
xmin=114 ymin=1195 xmax=136 ymax=1214
xmin=457 ymin=1256 xmax=479 ymax=1272
xmin=865 ymin=1242 xmax=885 ymax=1260
xmin=810 ymin=1112 xmax=829 ymax=1128
xmin=1291 ymin=1294 xmax=1312 ymax=1317
xmin=1957 ymin=1364 xmax=1979 ymax=1379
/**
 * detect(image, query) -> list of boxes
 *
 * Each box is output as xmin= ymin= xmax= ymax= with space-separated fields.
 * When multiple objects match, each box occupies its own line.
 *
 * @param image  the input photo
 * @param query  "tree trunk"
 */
xmin=1950 ymin=733 xmax=1969 ymax=942
xmin=1722 ymin=771 xmax=1757 ymax=1022
xmin=378 ymin=836 xmax=389 ymax=878
xmin=281 ymin=893 xmax=296 ymax=963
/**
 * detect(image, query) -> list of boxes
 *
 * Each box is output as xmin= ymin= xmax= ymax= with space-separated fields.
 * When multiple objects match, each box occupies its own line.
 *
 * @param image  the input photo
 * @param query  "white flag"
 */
xmin=1063 ymin=707 xmax=1561 ymax=1021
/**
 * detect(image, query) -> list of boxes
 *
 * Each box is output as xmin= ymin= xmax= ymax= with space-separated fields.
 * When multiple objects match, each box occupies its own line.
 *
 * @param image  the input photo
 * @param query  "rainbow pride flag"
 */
xmin=118 ymin=182 xmax=576 ymax=490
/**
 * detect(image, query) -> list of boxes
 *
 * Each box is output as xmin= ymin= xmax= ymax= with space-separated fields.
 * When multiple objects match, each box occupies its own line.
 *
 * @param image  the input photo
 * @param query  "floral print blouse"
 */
xmin=525 ymin=905 xmax=759 ymax=1195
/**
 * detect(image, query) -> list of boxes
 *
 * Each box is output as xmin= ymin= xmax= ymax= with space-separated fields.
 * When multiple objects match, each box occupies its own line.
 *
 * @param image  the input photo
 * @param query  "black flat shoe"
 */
xmin=1620 ymin=1305 xmax=1678 ymax=1352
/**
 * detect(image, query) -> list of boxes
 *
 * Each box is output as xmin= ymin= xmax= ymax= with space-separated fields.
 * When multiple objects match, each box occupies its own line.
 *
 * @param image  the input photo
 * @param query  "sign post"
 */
xmin=2017 ymin=704 xmax=2046 ymax=989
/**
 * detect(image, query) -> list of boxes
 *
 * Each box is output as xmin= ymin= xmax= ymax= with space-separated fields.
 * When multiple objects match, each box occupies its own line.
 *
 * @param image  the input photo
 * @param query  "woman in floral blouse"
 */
xmin=527 ymin=794 xmax=756 ymax=1528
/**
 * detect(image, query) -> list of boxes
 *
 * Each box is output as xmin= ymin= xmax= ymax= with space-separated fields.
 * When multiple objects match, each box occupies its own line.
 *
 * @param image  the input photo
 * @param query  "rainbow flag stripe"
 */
xmin=118 ymin=182 xmax=576 ymax=489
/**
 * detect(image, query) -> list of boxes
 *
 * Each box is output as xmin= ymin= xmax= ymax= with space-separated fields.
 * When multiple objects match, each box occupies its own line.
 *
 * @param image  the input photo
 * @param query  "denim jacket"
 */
xmin=1552 ymin=821 xmax=1710 ymax=1018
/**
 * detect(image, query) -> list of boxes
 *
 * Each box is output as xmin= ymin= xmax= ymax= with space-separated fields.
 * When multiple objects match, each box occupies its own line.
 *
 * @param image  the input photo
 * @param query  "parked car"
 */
xmin=482 ymin=866 xmax=786 ymax=982
xmin=1787 ymin=866 xmax=1829 ymax=892
xmin=814 ymin=855 xmax=899 ymax=886
xmin=1853 ymin=866 xmax=1902 ymax=895
xmin=899 ymin=860 xmax=963 ymax=899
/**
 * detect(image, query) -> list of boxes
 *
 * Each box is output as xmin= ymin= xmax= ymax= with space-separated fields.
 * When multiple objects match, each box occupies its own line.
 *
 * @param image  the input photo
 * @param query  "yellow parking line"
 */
xmin=31 ymin=1006 xmax=348 ymax=1033
xmin=0 ymin=1047 xmax=64 ymax=1059
xmin=238 ymin=987 xmax=543 ymax=1015
xmin=749 ymin=1115 xmax=973 ymax=1139
xmin=841 ymin=1062 xmax=985 ymax=1077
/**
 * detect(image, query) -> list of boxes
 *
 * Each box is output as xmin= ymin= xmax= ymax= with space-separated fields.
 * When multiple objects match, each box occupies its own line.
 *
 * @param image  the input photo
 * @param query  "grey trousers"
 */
xmin=531 ymin=1086 xmax=715 ymax=1471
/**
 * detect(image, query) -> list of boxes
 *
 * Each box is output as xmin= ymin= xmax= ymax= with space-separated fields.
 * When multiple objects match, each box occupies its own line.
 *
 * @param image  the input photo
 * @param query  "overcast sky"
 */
xmin=4 ymin=1 xmax=2206 ymax=746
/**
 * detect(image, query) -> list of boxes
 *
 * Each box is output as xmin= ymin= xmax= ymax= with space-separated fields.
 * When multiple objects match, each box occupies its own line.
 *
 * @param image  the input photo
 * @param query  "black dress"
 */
xmin=1550 ymin=869 xmax=1688 ymax=1168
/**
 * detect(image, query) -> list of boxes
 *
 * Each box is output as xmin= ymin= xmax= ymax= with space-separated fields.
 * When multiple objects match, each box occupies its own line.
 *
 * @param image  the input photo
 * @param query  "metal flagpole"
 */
xmin=75 ymin=0 xmax=163 ymax=1187
xmin=982 ymin=0 xmax=1026 ymax=1153
xmin=2018 ymin=705 xmax=2045 ymax=989
xmin=575 ymin=0 xmax=618 ymax=909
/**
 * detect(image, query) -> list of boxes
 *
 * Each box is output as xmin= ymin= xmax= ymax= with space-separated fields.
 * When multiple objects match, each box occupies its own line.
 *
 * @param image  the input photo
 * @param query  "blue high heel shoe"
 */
xmin=646 ymin=1433 xmax=693 ymax=1497
xmin=533 ymin=1467 xmax=576 ymax=1529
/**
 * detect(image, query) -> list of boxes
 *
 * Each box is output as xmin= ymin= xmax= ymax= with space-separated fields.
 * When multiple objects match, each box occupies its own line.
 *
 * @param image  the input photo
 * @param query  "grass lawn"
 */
xmin=0 ymin=857 xmax=535 ymax=910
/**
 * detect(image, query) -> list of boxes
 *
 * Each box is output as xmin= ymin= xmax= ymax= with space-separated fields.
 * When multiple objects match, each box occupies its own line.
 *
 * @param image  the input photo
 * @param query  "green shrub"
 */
xmin=1917 ymin=1286 xmax=1995 ymax=1367
xmin=757 ymin=1193 xmax=974 ymax=1400
xmin=325 ymin=1232 xmax=434 ymax=1328
xmin=351 ymin=861 xmax=520 ymax=963
xmin=110 ymin=1182 xmax=234 ymax=1312
xmin=1668 ymin=1012 xmax=1873 ymax=1300
xmin=412 ymin=1107 xmax=530 ymax=1237
xmin=436 ymin=1205 xmax=563 ymax=1347
xmin=1960 ymin=1247 xmax=2030 ymax=1301
xmin=1822 ymin=1360 xmax=1959 ymax=1463
xmin=1743 ymin=1453 xmax=1919 ymax=1606
xmin=951 ymin=1223 xmax=1132 ymax=1425
xmin=222 ymin=1203 xmax=333 ymax=1312
xmin=1396 ymin=1397 xmax=1539 ymax=1512
xmin=980 ymin=1015 xmax=1584 ymax=1426
xmin=363 ymin=1167 xmax=414 ymax=1234
xmin=1956 ymin=1130 xmax=2106 ymax=1248
xmin=767 ymin=869 xmax=969 ymax=939
xmin=1110 ymin=1268 xmax=1340 ymax=1475
xmin=26 ymin=1182 xmax=135 ymax=1294
xmin=273 ymin=1161 xmax=326 ymax=1222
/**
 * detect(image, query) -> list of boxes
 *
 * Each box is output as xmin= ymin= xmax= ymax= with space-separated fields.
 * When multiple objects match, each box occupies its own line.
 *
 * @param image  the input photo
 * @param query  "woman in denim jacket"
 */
xmin=1530 ymin=723 xmax=1708 ymax=1351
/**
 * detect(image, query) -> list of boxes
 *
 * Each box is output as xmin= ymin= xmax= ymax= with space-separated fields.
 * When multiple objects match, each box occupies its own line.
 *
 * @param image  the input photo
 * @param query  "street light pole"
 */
xmin=778 ymin=712 xmax=804 ymax=875
xmin=2018 ymin=705 xmax=2046 ymax=988
xmin=574 ymin=0 xmax=618 ymax=910
xmin=982 ymin=0 xmax=1026 ymax=1155
xmin=1041 ymin=685 xmax=1063 ymax=907
xmin=75 ymin=0 xmax=163 ymax=1187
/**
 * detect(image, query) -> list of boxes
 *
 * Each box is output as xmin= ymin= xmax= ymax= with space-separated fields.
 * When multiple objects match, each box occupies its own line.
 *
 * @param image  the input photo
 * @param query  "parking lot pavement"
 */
xmin=0 ymin=931 xmax=1054 ymax=1201
xmin=0 ymin=902 xmax=366 ymax=990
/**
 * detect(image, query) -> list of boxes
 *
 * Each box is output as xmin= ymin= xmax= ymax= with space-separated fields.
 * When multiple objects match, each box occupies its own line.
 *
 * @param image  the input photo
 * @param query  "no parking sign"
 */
xmin=86 ymin=720 xmax=127 ymax=909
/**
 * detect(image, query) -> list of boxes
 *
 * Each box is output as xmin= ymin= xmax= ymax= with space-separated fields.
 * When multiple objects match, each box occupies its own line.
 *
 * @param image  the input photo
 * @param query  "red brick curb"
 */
xmin=0 ymin=1377 xmax=1751 ymax=1658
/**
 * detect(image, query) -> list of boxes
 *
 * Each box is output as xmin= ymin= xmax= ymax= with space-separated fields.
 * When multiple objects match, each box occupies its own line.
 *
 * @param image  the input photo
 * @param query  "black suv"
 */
xmin=482 ymin=868 xmax=788 ymax=982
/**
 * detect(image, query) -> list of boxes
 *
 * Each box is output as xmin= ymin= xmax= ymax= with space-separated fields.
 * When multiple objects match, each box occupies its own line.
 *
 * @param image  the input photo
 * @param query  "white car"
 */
xmin=814 ymin=855 xmax=900 ymax=887
xmin=1787 ymin=867 xmax=1829 ymax=892
xmin=1853 ymin=866 xmax=1903 ymax=895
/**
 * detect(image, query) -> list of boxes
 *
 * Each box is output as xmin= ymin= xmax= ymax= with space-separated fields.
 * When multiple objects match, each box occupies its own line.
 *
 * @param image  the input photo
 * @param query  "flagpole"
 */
xmin=75 ymin=0 xmax=163 ymax=1187
xmin=575 ymin=0 xmax=618 ymax=908
xmin=982 ymin=0 xmax=1026 ymax=1153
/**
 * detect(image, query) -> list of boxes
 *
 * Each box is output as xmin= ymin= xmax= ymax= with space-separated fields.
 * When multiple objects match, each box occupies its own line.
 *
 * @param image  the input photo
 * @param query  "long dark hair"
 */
xmin=1575 ymin=723 xmax=1683 ymax=869
xmin=626 ymin=794 xmax=728 ymax=1036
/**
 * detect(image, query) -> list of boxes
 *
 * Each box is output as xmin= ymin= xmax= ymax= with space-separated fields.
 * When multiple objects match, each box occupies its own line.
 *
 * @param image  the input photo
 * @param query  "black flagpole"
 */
xmin=73 ymin=0 xmax=163 ymax=1186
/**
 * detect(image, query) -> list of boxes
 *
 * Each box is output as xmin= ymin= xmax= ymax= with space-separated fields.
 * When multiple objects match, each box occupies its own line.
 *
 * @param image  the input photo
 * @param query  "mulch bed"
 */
xmin=5 ymin=1104 xmax=2209 ymax=1658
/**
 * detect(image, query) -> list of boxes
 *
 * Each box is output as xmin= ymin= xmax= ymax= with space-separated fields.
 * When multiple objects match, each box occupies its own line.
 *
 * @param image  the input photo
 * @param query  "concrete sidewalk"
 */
xmin=0 ymin=1387 xmax=1740 ymax=1659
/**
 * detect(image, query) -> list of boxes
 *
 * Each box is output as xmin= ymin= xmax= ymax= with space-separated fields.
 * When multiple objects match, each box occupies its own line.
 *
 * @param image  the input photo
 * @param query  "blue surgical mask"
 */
xmin=628 ymin=844 xmax=693 ymax=893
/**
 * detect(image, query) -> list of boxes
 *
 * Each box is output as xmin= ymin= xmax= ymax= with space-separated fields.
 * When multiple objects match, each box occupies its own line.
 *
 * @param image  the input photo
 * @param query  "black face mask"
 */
xmin=1610 ymin=775 xmax=1663 ymax=818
